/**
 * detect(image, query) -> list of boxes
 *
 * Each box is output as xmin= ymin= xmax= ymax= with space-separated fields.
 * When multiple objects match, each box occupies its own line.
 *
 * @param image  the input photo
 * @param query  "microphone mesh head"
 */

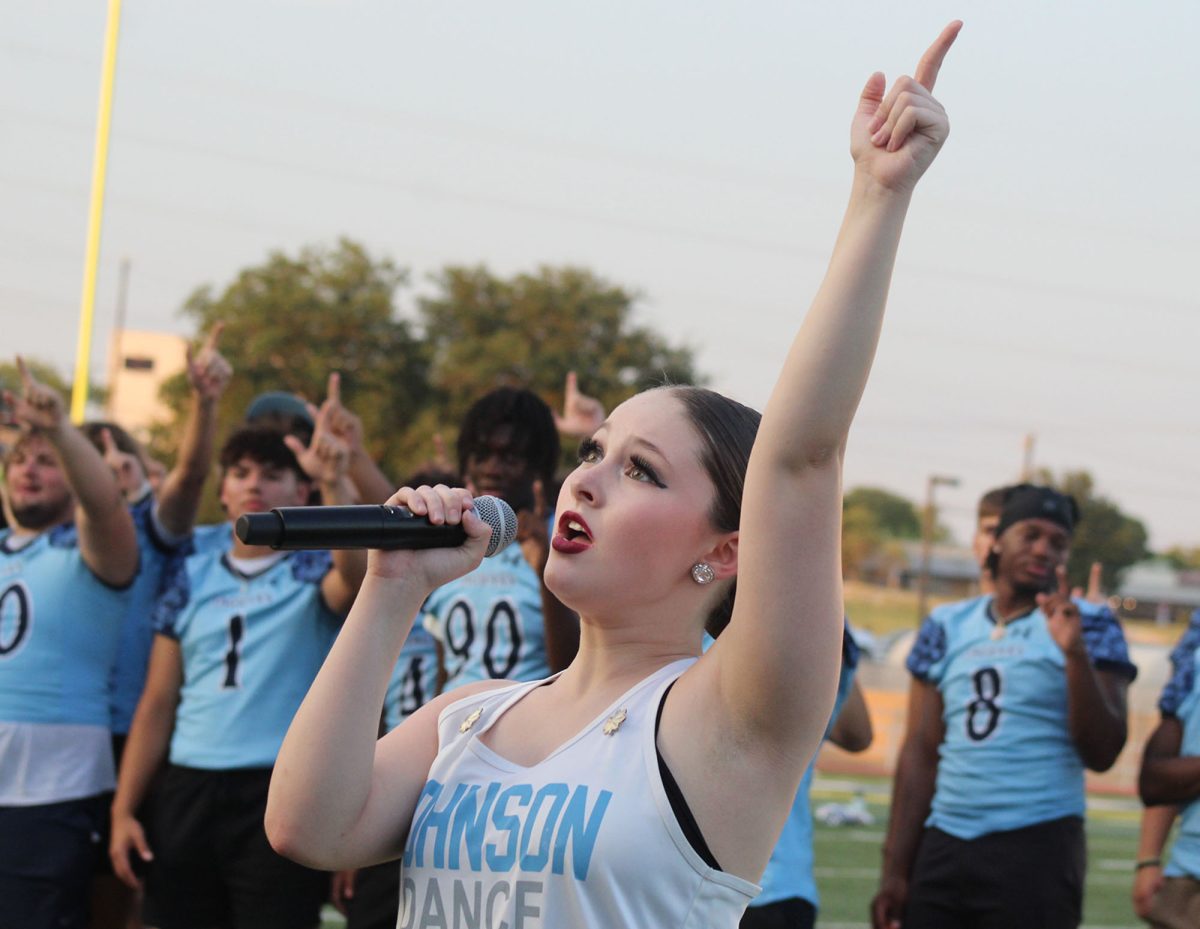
xmin=473 ymin=496 xmax=518 ymax=557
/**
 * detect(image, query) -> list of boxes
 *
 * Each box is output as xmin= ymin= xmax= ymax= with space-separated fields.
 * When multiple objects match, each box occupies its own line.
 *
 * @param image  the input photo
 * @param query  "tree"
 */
xmin=843 ymin=487 xmax=922 ymax=539
xmin=416 ymin=265 xmax=702 ymax=446
xmin=1164 ymin=546 xmax=1200 ymax=571
xmin=151 ymin=244 xmax=704 ymax=518
xmin=1034 ymin=469 xmax=1150 ymax=591
xmin=0 ymin=359 xmax=72 ymax=401
xmin=152 ymin=240 xmax=430 ymax=513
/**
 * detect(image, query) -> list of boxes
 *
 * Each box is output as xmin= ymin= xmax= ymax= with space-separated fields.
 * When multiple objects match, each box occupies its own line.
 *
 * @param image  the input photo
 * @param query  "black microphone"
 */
xmin=234 ymin=495 xmax=517 ymax=557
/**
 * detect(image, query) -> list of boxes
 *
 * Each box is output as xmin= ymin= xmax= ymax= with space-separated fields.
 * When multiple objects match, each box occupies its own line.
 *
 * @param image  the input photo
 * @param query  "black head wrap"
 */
xmin=994 ymin=483 xmax=1080 ymax=540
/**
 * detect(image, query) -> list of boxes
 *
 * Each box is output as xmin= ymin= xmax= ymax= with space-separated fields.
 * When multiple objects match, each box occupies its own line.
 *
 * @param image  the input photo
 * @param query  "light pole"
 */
xmin=916 ymin=474 xmax=959 ymax=623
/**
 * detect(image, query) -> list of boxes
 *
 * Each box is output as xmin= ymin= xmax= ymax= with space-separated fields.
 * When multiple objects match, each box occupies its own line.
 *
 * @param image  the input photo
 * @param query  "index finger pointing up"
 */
xmin=1056 ymin=564 xmax=1071 ymax=599
xmin=327 ymin=372 xmax=341 ymax=406
xmin=914 ymin=20 xmax=963 ymax=91
xmin=15 ymin=355 xmax=33 ymax=390
xmin=201 ymin=320 xmax=225 ymax=353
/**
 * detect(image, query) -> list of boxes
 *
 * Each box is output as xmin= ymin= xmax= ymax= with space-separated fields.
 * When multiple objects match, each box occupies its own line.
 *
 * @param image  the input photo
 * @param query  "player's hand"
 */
xmin=553 ymin=371 xmax=605 ymax=438
xmin=367 ymin=485 xmax=492 ymax=589
xmin=284 ymin=430 xmax=350 ymax=489
xmin=331 ymin=869 xmax=357 ymax=915
xmin=4 ymin=356 xmax=67 ymax=435
xmin=1071 ymin=561 xmax=1106 ymax=606
xmin=100 ymin=427 xmax=148 ymax=500
xmin=185 ymin=321 xmax=232 ymax=401
xmin=518 ymin=479 xmax=550 ymax=574
xmin=110 ymin=813 xmax=153 ymax=889
xmin=321 ymin=372 xmax=367 ymax=454
xmin=852 ymin=21 xmax=961 ymax=194
xmin=871 ymin=875 xmax=908 ymax=929
xmin=1132 ymin=862 xmax=1164 ymax=919
xmin=1040 ymin=565 xmax=1085 ymax=657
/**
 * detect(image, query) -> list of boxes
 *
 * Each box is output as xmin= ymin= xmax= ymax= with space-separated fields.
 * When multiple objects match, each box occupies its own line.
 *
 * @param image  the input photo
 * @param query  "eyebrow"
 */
xmin=594 ymin=422 xmax=669 ymax=461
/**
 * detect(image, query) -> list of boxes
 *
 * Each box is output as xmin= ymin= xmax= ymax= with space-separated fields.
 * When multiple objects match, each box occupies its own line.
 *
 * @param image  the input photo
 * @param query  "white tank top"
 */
xmin=398 ymin=658 xmax=760 ymax=928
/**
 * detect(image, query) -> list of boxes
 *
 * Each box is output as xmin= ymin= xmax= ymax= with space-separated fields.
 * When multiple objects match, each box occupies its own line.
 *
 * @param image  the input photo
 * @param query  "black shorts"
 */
xmin=142 ymin=764 xmax=330 ymax=929
xmin=740 ymin=896 xmax=816 ymax=929
xmin=345 ymin=859 xmax=402 ymax=929
xmin=0 ymin=794 xmax=108 ymax=929
xmin=905 ymin=816 xmax=1086 ymax=929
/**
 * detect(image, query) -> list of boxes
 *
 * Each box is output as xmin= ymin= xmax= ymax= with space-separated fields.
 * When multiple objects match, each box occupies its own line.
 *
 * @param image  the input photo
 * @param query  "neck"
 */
xmin=553 ymin=608 xmax=701 ymax=697
xmin=991 ymin=577 xmax=1039 ymax=620
xmin=227 ymin=524 xmax=278 ymax=560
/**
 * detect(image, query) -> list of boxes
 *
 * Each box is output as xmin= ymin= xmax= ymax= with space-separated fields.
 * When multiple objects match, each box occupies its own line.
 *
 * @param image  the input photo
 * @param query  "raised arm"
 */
xmin=701 ymin=22 xmax=961 ymax=758
xmin=6 ymin=357 xmax=137 ymax=585
xmin=1041 ymin=566 xmax=1128 ymax=771
xmin=321 ymin=372 xmax=396 ymax=505
xmin=283 ymin=411 xmax=367 ymax=614
xmin=156 ymin=322 xmax=232 ymax=536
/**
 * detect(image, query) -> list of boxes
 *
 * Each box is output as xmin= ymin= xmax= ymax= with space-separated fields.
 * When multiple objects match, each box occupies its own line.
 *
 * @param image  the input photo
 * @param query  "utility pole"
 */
xmin=916 ymin=474 xmax=959 ymax=623
xmin=1020 ymin=433 xmax=1036 ymax=481
xmin=105 ymin=257 xmax=131 ymax=417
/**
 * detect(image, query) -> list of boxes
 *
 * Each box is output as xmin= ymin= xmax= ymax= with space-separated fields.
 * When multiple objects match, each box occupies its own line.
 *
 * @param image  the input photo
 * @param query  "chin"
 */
xmin=11 ymin=501 xmax=70 ymax=531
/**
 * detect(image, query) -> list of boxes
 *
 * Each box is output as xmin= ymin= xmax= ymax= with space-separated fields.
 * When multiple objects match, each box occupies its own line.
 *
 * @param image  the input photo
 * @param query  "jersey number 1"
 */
xmin=223 ymin=615 xmax=244 ymax=689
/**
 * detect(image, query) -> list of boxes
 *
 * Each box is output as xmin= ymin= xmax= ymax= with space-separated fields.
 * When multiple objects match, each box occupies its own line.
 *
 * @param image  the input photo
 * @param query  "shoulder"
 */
xmin=1160 ymin=613 xmax=1200 ymax=717
xmin=289 ymin=550 xmax=333 ymax=585
xmin=47 ymin=522 xmax=79 ymax=550
xmin=1075 ymin=599 xmax=1138 ymax=681
xmin=906 ymin=596 xmax=984 ymax=680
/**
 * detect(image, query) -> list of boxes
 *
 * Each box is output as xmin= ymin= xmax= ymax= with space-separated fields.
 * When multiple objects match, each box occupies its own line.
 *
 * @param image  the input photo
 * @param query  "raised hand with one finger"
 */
xmin=1039 ymin=565 xmax=1085 ymax=657
xmin=852 ymin=21 xmax=962 ymax=194
xmin=185 ymin=322 xmax=232 ymax=402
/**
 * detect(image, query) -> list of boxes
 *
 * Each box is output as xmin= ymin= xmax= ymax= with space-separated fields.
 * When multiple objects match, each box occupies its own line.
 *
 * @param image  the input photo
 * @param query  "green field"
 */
xmin=321 ymin=772 xmax=1147 ymax=929
xmin=810 ymin=775 xmax=1143 ymax=929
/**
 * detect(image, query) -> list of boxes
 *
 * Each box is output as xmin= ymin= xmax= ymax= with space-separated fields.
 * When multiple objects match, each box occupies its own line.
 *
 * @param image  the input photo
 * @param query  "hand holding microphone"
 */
xmin=237 ymin=485 xmax=517 ymax=590
xmin=236 ymin=491 xmax=516 ymax=556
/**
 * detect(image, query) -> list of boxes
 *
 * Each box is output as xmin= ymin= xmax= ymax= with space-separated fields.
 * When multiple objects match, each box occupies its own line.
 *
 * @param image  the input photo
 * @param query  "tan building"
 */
xmin=105 ymin=330 xmax=188 ymax=440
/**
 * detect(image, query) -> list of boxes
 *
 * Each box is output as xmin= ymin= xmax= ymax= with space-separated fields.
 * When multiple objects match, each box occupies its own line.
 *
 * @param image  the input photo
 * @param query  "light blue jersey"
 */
xmin=752 ymin=627 xmax=861 ymax=909
xmin=907 ymin=595 xmax=1136 ymax=840
xmin=190 ymin=522 xmax=233 ymax=557
xmin=109 ymin=495 xmax=189 ymax=735
xmin=153 ymin=544 xmax=339 ymax=769
xmin=424 ymin=544 xmax=548 ymax=689
xmin=0 ymin=525 xmax=130 ymax=727
xmin=1158 ymin=610 xmax=1200 ymax=879
xmin=383 ymin=623 xmax=441 ymax=733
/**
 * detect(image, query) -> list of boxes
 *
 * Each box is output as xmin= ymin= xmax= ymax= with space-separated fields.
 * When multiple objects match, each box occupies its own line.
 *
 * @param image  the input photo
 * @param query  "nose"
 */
xmin=564 ymin=461 xmax=601 ymax=507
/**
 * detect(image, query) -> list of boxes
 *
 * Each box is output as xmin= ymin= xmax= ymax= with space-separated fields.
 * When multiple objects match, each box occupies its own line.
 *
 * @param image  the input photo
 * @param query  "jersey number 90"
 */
xmin=444 ymin=597 xmax=523 ymax=680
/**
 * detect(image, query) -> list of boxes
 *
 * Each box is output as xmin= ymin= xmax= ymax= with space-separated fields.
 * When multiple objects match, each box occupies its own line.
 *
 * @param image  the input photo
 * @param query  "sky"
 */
xmin=2 ymin=1 xmax=1197 ymax=549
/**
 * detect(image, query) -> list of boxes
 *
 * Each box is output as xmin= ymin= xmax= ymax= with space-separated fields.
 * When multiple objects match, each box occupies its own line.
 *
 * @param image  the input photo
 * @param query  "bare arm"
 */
xmin=1140 ymin=717 xmax=1200 ymax=805
xmin=1132 ymin=801 xmax=1178 ymax=919
xmin=156 ymin=324 xmax=231 ymax=537
xmin=872 ymin=679 xmax=945 ymax=929
xmin=6 ymin=358 xmax=137 ymax=585
xmin=109 ymin=637 xmax=183 ymax=887
xmin=322 ymin=373 xmax=395 ymax=505
xmin=1042 ymin=567 xmax=1128 ymax=771
xmin=678 ymin=23 xmax=961 ymax=761
xmin=828 ymin=680 xmax=874 ymax=753
xmin=267 ymin=486 xmax=499 ymax=868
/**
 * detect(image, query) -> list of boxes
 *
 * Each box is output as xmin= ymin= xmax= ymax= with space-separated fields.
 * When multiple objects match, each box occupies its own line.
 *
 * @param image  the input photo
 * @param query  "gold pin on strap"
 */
xmin=602 ymin=708 xmax=628 ymax=736
xmin=460 ymin=707 xmax=483 ymax=733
